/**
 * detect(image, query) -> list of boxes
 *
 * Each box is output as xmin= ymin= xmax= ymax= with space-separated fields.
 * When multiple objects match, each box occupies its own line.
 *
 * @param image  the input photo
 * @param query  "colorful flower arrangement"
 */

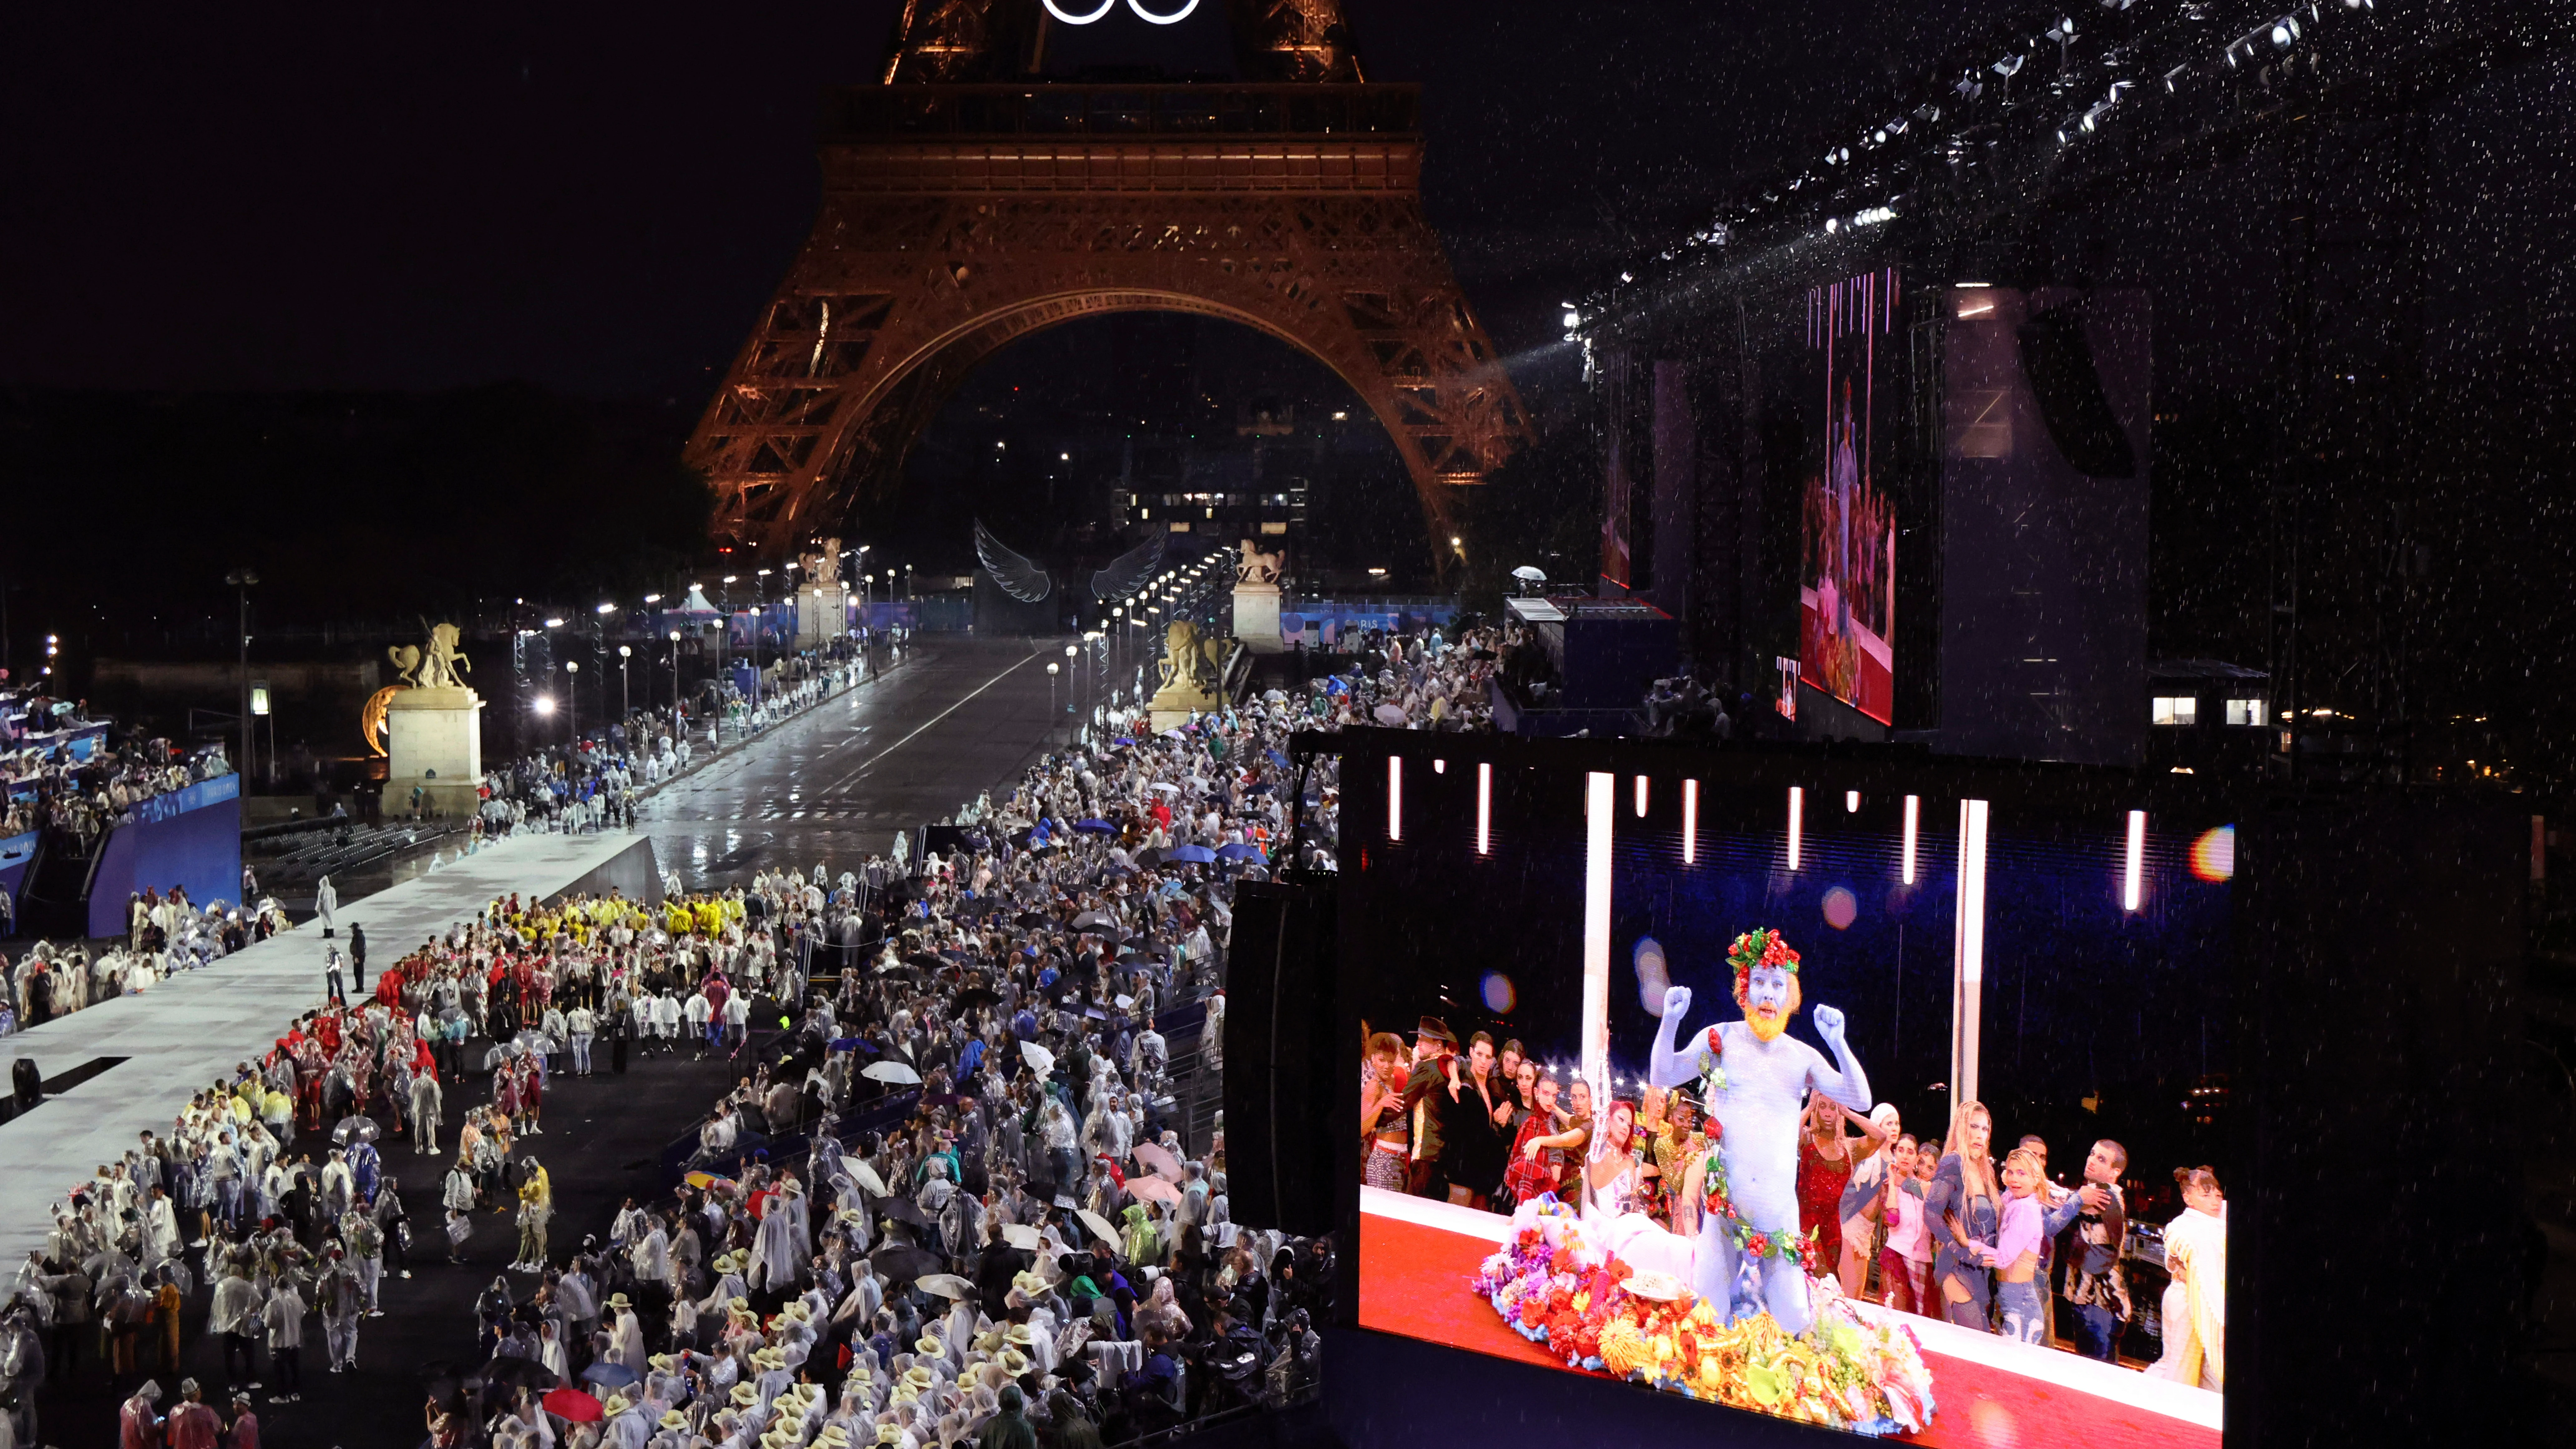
xmin=1470 ymin=1196 xmax=1936 ymax=1436
xmin=1727 ymin=926 xmax=1801 ymax=988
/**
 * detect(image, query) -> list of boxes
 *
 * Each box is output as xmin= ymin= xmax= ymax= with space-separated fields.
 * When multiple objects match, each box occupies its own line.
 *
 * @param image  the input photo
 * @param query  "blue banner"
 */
xmin=130 ymin=771 xmax=241 ymax=827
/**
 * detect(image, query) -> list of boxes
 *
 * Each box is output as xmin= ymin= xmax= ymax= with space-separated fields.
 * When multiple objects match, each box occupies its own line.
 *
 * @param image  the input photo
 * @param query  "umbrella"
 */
xmin=1167 ymin=845 xmax=1215 ymax=865
xmin=1014 ymin=910 xmax=1053 ymax=929
xmin=1073 ymin=819 xmax=1116 ymax=835
xmin=1213 ymin=842 xmax=1263 ymax=861
xmin=1266 ymin=749 xmax=1289 ymax=767
xmin=1373 ymin=703 xmax=1408 ymax=725
xmin=861 ymin=1061 xmax=922 ymax=1086
xmin=881 ymin=1196 xmax=931 ymax=1230
xmin=481 ymin=1355 xmax=560 ymax=1391
xmin=1511 ymin=565 xmax=1548 ymax=583
xmin=916 ymin=1273 xmax=975 ymax=1300
xmin=1019 ymin=1041 xmax=1056 ymax=1075
xmin=952 ymin=987 xmax=1000 ymax=1014
xmin=1147 ymin=782 xmax=1181 ymax=794
xmin=1070 ymin=911 xmax=1117 ymax=932
xmin=872 ymin=1244 xmax=943 ymax=1284
xmin=1075 ymin=1208 xmax=1121 ymax=1248
xmin=1001 ymin=1223 xmax=1043 ymax=1251
xmin=1131 ymin=846 xmax=1165 ymax=867
xmin=579 ymin=1361 xmax=639 ymax=1390
xmin=1128 ymin=1175 xmax=1183 ymax=1206
xmin=1131 ymin=1142 xmax=1184 ymax=1182
xmin=331 ymin=1116 xmax=380 ymax=1147
xmin=542 ymin=1388 xmax=603 ymax=1423
xmin=842 ymin=1158 xmax=890 ymax=1198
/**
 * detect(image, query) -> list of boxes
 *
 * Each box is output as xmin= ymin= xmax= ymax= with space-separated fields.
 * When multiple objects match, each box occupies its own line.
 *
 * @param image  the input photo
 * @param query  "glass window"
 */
xmin=2225 ymin=697 xmax=2267 ymax=726
xmin=2152 ymin=696 xmax=2199 ymax=726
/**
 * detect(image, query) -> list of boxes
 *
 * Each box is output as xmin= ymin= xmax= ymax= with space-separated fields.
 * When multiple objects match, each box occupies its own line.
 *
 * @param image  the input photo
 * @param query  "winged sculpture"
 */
xmin=973 ymin=520 xmax=1166 ymax=607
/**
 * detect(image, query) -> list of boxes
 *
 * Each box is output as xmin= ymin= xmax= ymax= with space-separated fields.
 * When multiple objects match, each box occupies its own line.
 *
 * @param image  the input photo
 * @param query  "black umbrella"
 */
xmin=871 ymin=1243 xmax=943 ymax=1284
xmin=476 ymin=1354 xmax=561 ymax=1392
xmin=952 ymin=987 xmax=1001 ymax=1014
xmin=1013 ymin=910 xmax=1052 ymax=929
xmin=880 ymin=1196 xmax=931 ymax=1230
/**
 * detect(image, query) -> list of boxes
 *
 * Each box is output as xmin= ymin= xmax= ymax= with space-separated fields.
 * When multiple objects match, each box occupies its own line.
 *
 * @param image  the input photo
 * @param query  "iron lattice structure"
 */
xmin=690 ymin=1 xmax=1524 ymax=560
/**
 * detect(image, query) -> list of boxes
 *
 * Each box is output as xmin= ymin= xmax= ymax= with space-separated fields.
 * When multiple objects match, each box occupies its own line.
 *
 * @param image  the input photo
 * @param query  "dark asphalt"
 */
xmin=635 ymin=635 xmax=1082 ymax=888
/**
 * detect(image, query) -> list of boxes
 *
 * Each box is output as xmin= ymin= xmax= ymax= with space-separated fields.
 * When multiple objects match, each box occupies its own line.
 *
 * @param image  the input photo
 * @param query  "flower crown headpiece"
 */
xmin=1726 ymin=927 xmax=1799 ymax=992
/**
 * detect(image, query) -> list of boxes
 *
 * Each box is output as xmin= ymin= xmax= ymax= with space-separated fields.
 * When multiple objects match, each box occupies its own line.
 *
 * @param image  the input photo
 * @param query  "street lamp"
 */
xmin=1047 ymin=661 xmax=1061 ymax=742
xmin=564 ymin=660 xmax=580 ymax=746
xmin=224 ymin=568 xmax=258 ymax=783
xmin=668 ymin=629 xmax=682 ymax=722
xmin=618 ymin=644 xmax=632 ymax=720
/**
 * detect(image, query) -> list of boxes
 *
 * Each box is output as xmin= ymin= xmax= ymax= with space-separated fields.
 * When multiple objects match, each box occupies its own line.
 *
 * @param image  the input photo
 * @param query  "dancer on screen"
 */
xmin=1645 ymin=928 xmax=1874 ymax=1335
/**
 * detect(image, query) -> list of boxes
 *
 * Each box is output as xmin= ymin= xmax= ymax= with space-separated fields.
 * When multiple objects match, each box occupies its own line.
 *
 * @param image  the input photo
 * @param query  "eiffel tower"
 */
xmin=685 ymin=0 xmax=1528 ymax=565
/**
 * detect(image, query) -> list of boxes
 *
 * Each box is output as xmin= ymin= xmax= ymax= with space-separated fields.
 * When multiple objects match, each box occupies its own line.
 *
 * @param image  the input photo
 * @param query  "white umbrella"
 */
xmin=1075 ymin=1209 xmax=1120 ymax=1249
xmin=1373 ymin=703 xmax=1408 ymax=726
xmin=842 ymin=1158 xmax=890 ymax=1198
xmin=916 ymin=1273 xmax=975 ymax=1300
xmin=861 ymin=1061 xmax=921 ymax=1086
xmin=1000 ymin=1224 xmax=1043 ymax=1251
xmin=1019 ymin=1041 xmax=1056 ymax=1075
xmin=1511 ymin=565 xmax=1547 ymax=583
xmin=1147 ymin=782 xmax=1180 ymax=794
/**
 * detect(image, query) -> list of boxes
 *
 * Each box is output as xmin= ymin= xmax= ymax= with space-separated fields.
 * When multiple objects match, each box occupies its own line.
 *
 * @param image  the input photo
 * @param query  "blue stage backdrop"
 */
xmin=87 ymin=774 xmax=243 ymax=936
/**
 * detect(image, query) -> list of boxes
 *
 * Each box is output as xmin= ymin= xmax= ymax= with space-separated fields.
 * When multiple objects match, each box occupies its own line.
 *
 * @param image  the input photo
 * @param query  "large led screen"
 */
xmin=1800 ymin=269 xmax=1901 ymax=724
xmin=1348 ymin=748 xmax=2232 ymax=1447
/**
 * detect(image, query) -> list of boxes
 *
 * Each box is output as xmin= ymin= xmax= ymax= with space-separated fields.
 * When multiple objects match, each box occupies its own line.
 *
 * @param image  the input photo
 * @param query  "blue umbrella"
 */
xmin=1214 ymin=842 xmax=1264 ymax=861
xmin=1167 ymin=844 xmax=1216 ymax=864
xmin=1266 ymin=749 xmax=1289 ymax=768
xmin=580 ymin=1361 xmax=640 ymax=1390
xmin=1074 ymin=819 xmax=1116 ymax=835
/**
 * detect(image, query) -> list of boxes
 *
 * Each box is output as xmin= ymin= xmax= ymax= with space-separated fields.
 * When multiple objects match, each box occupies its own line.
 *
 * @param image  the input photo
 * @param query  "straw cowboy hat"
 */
xmin=660 ymin=1411 xmax=690 ymax=1430
xmin=730 ymin=1383 xmax=759 ymax=1406
xmin=902 ymin=1365 xmax=937 ymax=1390
xmin=1003 ymin=1323 xmax=1036 ymax=1348
xmin=606 ymin=1292 xmax=633 ymax=1310
xmin=998 ymin=1349 xmax=1031 ymax=1378
xmin=915 ymin=1335 xmax=945 ymax=1359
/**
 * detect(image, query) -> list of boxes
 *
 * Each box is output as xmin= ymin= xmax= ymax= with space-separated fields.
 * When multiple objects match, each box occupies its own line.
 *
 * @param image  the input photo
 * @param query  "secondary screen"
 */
xmin=1350 ymin=752 xmax=2232 ymax=1447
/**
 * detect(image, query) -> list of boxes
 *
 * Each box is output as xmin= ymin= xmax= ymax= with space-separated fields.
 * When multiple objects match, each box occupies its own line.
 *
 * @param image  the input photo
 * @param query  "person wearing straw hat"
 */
xmin=605 ymin=1291 xmax=645 ymax=1373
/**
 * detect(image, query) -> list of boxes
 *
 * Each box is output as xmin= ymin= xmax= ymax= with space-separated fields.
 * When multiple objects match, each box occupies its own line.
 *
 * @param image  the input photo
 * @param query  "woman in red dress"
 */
xmin=1794 ymin=1093 xmax=1860 ymax=1271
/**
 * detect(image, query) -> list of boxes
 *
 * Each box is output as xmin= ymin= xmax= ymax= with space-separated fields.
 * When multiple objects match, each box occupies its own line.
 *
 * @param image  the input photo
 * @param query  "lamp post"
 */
xmin=1046 ymin=661 xmax=1060 ymax=744
xmin=668 ymin=630 xmax=682 ymax=724
xmin=224 ymin=568 xmax=258 ymax=782
xmin=753 ymin=568 xmax=773 ymax=713
xmin=564 ymin=660 xmax=580 ymax=748
xmin=618 ymin=644 xmax=632 ymax=721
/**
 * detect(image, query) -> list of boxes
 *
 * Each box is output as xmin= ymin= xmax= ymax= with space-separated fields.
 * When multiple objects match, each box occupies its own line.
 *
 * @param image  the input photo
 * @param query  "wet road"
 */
xmin=634 ymin=635 xmax=1077 ymax=886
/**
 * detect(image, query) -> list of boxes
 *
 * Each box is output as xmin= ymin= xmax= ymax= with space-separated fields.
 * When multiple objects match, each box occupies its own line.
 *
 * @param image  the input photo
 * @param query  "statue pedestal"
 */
xmin=386 ymin=686 xmax=484 ymax=818
xmin=1232 ymin=581 xmax=1283 ymax=654
xmin=797 ymin=585 xmax=848 ymax=645
xmin=1147 ymin=684 xmax=1220 ymax=734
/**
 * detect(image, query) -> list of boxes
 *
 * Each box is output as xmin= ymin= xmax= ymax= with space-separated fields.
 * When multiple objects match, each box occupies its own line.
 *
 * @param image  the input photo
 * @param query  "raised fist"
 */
xmin=1661 ymin=985 xmax=1693 ymax=1020
xmin=1813 ymin=1004 xmax=1847 ymax=1050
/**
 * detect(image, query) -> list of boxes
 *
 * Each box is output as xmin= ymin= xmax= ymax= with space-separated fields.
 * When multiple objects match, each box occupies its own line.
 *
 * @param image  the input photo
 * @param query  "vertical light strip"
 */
xmin=1901 ymin=794 xmax=1920 ymax=885
xmin=1846 ymin=789 xmax=1861 ymax=813
xmin=1787 ymin=786 xmax=1805 ymax=871
xmin=1476 ymin=762 xmax=1492 ymax=856
xmin=2124 ymin=809 xmax=2147 ymax=912
xmin=1387 ymin=754 xmax=1402 ymax=842
xmin=1952 ymin=798 xmax=1990 ymax=1119
xmin=1682 ymin=779 xmax=1699 ymax=864
xmin=1433 ymin=759 xmax=1446 ymax=774
xmin=1635 ymin=775 xmax=1650 ymax=817
xmin=1582 ymin=772 xmax=1616 ymax=1115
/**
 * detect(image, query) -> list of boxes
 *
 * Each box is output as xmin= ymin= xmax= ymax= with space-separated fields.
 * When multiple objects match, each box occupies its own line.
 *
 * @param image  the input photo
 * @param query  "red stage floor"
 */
xmin=1359 ymin=1197 xmax=2220 ymax=1449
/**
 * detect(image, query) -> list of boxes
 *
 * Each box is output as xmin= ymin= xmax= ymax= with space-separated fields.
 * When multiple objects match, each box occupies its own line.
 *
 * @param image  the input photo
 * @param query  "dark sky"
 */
xmin=0 ymin=1 xmax=1998 ymax=400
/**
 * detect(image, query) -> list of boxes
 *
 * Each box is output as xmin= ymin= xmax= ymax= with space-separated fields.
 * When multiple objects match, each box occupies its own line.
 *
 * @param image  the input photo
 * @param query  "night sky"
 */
xmin=0 ymin=1 xmax=2007 ymax=399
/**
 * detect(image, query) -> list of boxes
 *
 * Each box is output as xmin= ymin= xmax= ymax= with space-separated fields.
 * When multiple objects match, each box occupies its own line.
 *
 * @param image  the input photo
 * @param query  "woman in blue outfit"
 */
xmin=1925 ymin=1099 xmax=2001 ymax=1332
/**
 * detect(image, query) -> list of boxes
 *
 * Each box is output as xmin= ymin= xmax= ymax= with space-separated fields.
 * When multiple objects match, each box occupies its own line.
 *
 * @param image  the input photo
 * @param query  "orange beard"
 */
xmin=1744 ymin=1001 xmax=1791 ymax=1041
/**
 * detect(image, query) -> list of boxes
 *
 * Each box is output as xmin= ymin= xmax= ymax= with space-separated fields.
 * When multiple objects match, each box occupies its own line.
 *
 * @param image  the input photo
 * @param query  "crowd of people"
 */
xmin=2 ymin=720 xmax=231 ymax=849
xmin=1364 ymin=1016 xmax=2226 ymax=1388
xmin=9 ymin=620 xmax=1410 ymax=1449
xmin=1294 ymin=624 xmax=1499 ymax=732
